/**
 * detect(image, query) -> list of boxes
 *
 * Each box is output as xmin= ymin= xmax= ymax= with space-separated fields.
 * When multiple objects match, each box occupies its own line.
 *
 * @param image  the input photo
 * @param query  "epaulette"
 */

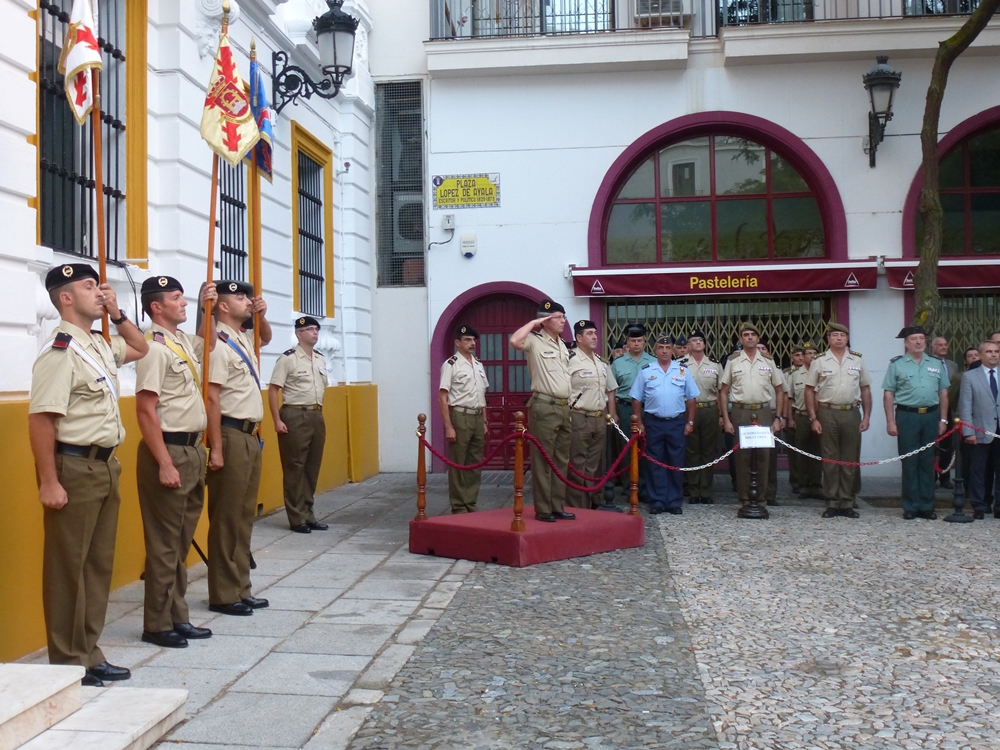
xmin=218 ymin=332 xmax=229 ymax=342
xmin=640 ymin=363 xmax=650 ymax=370
xmin=153 ymin=332 xmax=166 ymax=344
xmin=568 ymin=350 xmax=577 ymax=360
xmin=446 ymin=355 xmax=457 ymax=365
xmin=240 ymin=326 xmax=248 ymax=333
xmin=51 ymin=332 xmax=72 ymax=350
xmin=890 ymin=355 xmax=902 ymax=363
xmin=283 ymin=348 xmax=296 ymax=356
xmin=850 ymin=350 xmax=862 ymax=357
xmin=728 ymin=352 xmax=740 ymax=361
xmin=530 ymin=331 xmax=542 ymax=337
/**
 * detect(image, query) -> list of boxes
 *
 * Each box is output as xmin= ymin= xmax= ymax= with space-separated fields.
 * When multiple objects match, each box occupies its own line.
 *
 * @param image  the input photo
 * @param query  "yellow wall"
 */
xmin=0 ymin=384 xmax=377 ymax=663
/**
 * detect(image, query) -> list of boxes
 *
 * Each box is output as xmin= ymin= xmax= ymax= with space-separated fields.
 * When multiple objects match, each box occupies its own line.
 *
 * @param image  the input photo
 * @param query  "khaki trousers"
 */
xmin=43 ymin=454 xmax=121 ymax=667
xmin=795 ymin=417 xmax=822 ymax=492
xmin=817 ymin=407 xmax=862 ymax=509
xmin=206 ymin=426 xmax=262 ymax=605
xmin=567 ymin=411 xmax=605 ymax=509
xmin=528 ymin=397 xmax=572 ymax=515
xmin=137 ymin=440 xmax=206 ymax=632
xmin=686 ymin=404 xmax=719 ymax=499
xmin=277 ymin=405 xmax=326 ymax=527
xmin=447 ymin=408 xmax=485 ymax=514
xmin=731 ymin=404 xmax=774 ymax=503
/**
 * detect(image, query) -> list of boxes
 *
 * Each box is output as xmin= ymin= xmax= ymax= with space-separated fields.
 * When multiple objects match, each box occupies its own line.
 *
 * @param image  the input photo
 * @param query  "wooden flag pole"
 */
xmin=249 ymin=39 xmax=263 ymax=363
xmin=202 ymin=153 xmax=220 ymax=412
xmin=91 ymin=79 xmax=110 ymax=343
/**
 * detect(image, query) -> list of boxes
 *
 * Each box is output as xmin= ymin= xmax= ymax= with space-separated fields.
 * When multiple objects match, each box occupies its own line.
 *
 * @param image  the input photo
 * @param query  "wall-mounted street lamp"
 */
xmin=862 ymin=56 xmax=902 ymax=169
xmin=272 ymin=0 xmax=360 ymax=115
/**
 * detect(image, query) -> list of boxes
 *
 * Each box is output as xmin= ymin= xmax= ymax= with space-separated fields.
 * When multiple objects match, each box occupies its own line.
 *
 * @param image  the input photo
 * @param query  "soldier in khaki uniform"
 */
xmin=783 ymin=346 xmax=806 ymax=494
xmin=685 ymin=331 xmax=721 ymax=504
xmin=719 ymin=322 xmax=787 ymax=508
xmin=206 ymin=280 xmax=272 ymax=616
xmin=438 ymin=324 xmax=490 ymax=514
xmin=566 ymin=320 xmax=618 ymax=509
xmin=135 ymin=276 xmax=217 ymax=648
xmin=511 ymin=299 xmax=575 ymax=523
xmin=805 ymin=322 xmax=872 ymax=518
xmin=269 ymin=316 xmax=329 ymax=532
xmin=29 ymin=263 xmax=149 ymax=686
xmin=796 ymin=342 xmax=823 ymax=498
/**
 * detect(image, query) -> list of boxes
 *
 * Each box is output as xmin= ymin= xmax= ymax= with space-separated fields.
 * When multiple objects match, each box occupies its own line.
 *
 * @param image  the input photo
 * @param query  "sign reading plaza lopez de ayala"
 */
xmin=571 ymin=262 xmax=879 ymax=297
xmin=432 ymin=174 xmax=500 ymax=209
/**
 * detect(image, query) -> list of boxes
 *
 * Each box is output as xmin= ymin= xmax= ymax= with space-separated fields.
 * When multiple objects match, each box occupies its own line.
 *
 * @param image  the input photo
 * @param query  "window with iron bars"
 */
xmin=297 ymin=152 xmax=326 ymax=317
xmin=217 ymin=162 xmax=248 ymax=281
xmin=376 ymin=81 xmax=425 ymax=287
xmin=38 ymin=0 xmax=126 ymax=261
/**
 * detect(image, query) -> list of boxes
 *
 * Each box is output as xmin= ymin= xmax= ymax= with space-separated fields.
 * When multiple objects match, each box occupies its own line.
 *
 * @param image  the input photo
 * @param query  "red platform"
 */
xmin=408 ymin=506 xmax=645 ymax=568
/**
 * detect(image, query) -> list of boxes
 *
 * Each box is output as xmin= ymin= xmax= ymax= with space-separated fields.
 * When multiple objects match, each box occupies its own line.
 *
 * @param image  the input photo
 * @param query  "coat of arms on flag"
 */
xmin=248 ymin=43 xmax=274 ymax=182
xmin=201 ymin=29 xmax=260 ymax=166
xmin=58 ymin=0 xmax=103 ymax=126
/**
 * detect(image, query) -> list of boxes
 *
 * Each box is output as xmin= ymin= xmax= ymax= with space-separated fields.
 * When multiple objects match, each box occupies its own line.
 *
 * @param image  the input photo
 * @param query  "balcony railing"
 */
xmin=429 ymin=0 xmax=981 ymax=40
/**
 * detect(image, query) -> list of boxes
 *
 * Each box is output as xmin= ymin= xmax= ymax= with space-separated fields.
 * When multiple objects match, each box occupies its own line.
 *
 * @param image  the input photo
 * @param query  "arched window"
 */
xmin=919 ymin=124 xmax=1000 ymax=256
xmin=605 ymin=134 xmax=825 ymax=265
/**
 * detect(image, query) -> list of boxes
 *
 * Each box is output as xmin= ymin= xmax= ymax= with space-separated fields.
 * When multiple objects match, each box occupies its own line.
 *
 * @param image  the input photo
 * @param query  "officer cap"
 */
xmin=573 ymin=319 xmax=596 ymax=336
xmin=897 ymin=325 xmax=926 ymax=339
xmin=625 ymin=323 xmax=647 ymax=338
xmin=688 ymin=330 xmax=707 ymax=343
xmin=140 ymin=275 xmax=184 ymax=296
xmin=655 ymin=334 xmax=673 ymax=346
xmin=826 ymin=322 xmax=850 ymax=336
xmin=538 ymin=299 xmax=566 ymax=315
xmin=791 ymin=344 xmax=805 ymax=355
xmin=739 ymin=321 xmax=760 ymax=335
xmin=454 ymin=324 xmax=479 ymax=339
xmin=803 ymin=341 xmax=819 ymax=352
xmin=216 ymin=279 xmax=254 ymax=297
xmin=45 ymin=263 xmax=99 ymax=291
xmin=673 ymin=335 xmax=687 ymax=346
xmin=295 ymin=316 xmax=321 ymax=330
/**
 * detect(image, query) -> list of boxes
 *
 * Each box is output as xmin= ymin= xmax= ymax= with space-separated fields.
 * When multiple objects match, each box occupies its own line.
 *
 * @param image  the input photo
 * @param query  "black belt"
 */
xmin=645 ymin=413 xmax=683 ymax=421
xmin=56 ymin=441 xmax=115 ymax=462
xmin=616 ymin=397 xmax=632 ymax=405
xmin=895 ymin=404 xmax=938 ymax=414
xmin=221 ymin=416 xmax=261 ymax=435
xmin=162 ymin=431 xmax=202 ymax=447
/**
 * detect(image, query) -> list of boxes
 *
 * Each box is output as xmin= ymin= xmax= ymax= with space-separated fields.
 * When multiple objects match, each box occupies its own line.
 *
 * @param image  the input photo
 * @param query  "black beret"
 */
xmin=688 ymin=330 xmax=707 ymax=343
xmin=295 ymin=316 xmax=321 ymax=329
xmin=45 ymin=263 xmax=99 ymax=291
xmin=455 ymin=324 xmax=479 ymax=339
xmin=573 ymin=320 xmax=596 ymax=336
xmin=673 ymin=335 xmax=687 ymax=346
xmin=538 ymin=299 xmax=566 ymax=315
xmin=216 ymin=279 xmax=254 ymax=296
xmin=625 ymin=323 xmax=647 ymax=338
xmin=141 ymin=275 xmax=184 ymax=296
xmin=613 ymin=337 xmax=626 ymax=348
xmin=897 ymin=326 xmax=926 ymax=339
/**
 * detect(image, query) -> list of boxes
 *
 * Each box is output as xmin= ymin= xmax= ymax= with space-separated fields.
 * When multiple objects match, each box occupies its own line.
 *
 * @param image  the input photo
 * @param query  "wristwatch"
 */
xmin=109 ymin=310 xmax=128 ymax=326
xmin=940 ymin=418 xmax=948 ymax=424
xmin=687 ymin=420 xmax=694 ymax=426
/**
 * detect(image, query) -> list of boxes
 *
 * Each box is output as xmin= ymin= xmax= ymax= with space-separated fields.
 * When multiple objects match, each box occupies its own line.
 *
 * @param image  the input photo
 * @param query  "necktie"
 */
xmin=991 ymin=369 xmax=998 ymax=402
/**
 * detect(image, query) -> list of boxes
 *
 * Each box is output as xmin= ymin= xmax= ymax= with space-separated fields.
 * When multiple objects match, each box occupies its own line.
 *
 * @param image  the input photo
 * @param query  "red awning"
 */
xmin=570 ymin=262 xmax=878 ymax=298
xmin=885 ymin=259 xmax=1000 ymax=290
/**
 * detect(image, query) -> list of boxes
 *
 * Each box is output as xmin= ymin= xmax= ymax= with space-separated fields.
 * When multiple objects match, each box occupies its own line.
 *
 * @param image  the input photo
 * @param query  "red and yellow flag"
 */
xmin=200 ymin=30 xmax=259 ymax=167
xmin=58 ymin=0 xmax=103 ymax=126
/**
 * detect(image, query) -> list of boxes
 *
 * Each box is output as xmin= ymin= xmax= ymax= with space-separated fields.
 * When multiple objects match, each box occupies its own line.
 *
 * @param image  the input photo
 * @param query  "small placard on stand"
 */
xmin=739 ymin=425 xmax=775 ymax=448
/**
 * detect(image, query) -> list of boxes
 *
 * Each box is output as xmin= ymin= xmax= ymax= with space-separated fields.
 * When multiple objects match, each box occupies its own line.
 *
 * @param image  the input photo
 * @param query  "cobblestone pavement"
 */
xmin=660 ymin=504 xmax=1000 ymax=749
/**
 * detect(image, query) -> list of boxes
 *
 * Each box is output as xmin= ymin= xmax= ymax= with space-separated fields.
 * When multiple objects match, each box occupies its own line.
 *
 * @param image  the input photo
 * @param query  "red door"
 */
xmin=463 ymin=295 xmax=538 ymax=469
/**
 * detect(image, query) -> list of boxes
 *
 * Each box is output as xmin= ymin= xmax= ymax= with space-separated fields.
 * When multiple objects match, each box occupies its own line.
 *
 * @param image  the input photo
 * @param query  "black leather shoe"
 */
xmin=142 ymin=629 xmax=188 ymax=648
xmin=552 ymin=511 xmax=576 ymax=520
xmin=174 ymin=622 xmax=212 ymax=639
xmin=649 ymin=506 xmax=665 ymax=515
xmin=903 ymin=511 xmax=917 ymax=520
xmin=766 ymin=500 xmax=779 ymax=507
xmin=842 ymin=509 xmax=860 ymax=519
xmin=924 ymin=511 xmax=938 ymax=520
xmin=81 ymin=673 xmax=104 ymax=688
xmin=290 ymin=524 xmax=311 ymax=534
xmin=307 ymin=521 xmax=329 ymax=531
xmin=87 ymin=661 xmax=131 ymax=682
xmin=534 ymin=513 xmax=556 ymax=522
xmin=821 ymin=508 xmax=840 ymax=519
xmin=209 ymin=601 xmax=253 ymax=616
xmin=994 ymin=510 xmax=1000 ymax=519
xmin=940 ymin=479 xmax=954 ymax=489
xmin=242 ymin=596 xmax=269 ymax=609
xmin=665 ymin=507 xmax=683 ymax=515
xmin=702 ymin=497 xmax=714 ymax=505
xmin=974 ymin=510 xmax=985 ymax=520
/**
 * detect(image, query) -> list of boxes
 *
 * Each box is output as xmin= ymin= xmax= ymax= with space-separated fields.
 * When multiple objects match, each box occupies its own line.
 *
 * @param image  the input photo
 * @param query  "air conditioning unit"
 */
xmin=635 ymin=0 xmax=690 ymax=27
xmin=393 ymin=192 xmax=424 ymax=255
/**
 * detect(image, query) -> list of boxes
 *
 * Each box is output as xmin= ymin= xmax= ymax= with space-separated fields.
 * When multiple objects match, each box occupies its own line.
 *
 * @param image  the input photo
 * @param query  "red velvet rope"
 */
xmin=419 ymin=431 xmax=521 ymax=471
xmin=521 ymin=433 xmax=639 ymax=493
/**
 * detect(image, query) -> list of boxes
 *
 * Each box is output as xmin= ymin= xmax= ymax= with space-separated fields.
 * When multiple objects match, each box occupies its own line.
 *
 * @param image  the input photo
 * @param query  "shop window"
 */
xmin=605 ymin=134 xmax=825 ymax=265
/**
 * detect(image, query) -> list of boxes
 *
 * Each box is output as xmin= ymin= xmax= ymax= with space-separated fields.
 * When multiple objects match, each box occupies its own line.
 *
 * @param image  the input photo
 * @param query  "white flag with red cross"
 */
xmin=58 ymin=0 xmax=103 ymax=126
xmin=200 ymin=29 xmax=260 ymax=167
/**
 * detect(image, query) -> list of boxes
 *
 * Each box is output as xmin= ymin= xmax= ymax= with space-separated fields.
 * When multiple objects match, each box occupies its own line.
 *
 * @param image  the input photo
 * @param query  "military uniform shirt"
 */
xmin=720 ymin=350 xmax=785 ymax=404
xmin=629 ymin=360 xmax=700 ymax=418
xmin=882 ymin=353 xmax=950 ymax=407
xmin=135 ymin=323 xmax=207 ymax=432
xmin=807 ymin=350 xmax=871 ymax=405
xmin=271 ymin=345 xmax=327 ymax=406
xmin=611 ymin=351 xmax=657 ymax=400
xmin=568 ymin=351 xmax=618 ymax=412
xmin=522 ymin=330 xmax=571 ymax=399
xmin=439 ymin=354 xmax=489 ymax=409
xmin=788 ymin=366 xmax=810 ymax=411
xmin=30 ymin=320 xmax=128 ymax=448
xmin=209 ymin=321 xmax=264 ymax=422
xmin=688 ymin=356 xmax=721 ymax=403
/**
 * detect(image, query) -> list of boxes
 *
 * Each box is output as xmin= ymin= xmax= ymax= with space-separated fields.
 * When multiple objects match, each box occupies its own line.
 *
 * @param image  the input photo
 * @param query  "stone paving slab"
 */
xmin=229 ymin=653 xmax=370 ymax=697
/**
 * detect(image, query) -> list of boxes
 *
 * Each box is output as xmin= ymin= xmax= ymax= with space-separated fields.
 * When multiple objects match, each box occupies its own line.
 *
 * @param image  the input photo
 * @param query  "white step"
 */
xmin=19 ymin=687 xmax=187 ymax=750
xmin=0 ymin=664 xmax=83 ymax=750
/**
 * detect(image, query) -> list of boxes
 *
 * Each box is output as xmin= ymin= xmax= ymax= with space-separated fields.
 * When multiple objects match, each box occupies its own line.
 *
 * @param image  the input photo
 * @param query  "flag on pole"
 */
xmin=248 ymin=55 xmax=274 ymax=182
xmin=201 ymin=29 xmax=260 ymax=167
xmin=58 ymin=0 xmax=103 ymax=126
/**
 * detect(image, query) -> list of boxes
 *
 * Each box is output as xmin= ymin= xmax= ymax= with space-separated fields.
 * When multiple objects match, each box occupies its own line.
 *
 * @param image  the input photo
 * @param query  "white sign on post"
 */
xmin=739 ymin=425 xmax=775 ymax=448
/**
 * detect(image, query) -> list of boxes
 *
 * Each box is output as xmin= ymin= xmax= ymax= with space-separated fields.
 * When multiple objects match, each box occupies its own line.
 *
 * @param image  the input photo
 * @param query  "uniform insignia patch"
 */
xmin=153 ymin=332 xmax=166 ymax=343
xmin=890 ymin=355 xmax=902 ymax=362
xmin=640 ymin=363 xmax=650 ymax=370
xmin=218 ymin=332 xmax=230 ymax=343
xmin=284 ymin=348 xmax=296 ymax=356
xmin=568 ymin=351 xmax=577 ymax=360
xmin=728 ymin=352 xmax=740 ymax=361
xmin=447 ymin=355 xmax=457 ymax=365
xmin=850 ymin=350 xmax=862 ymax=357
xmin=52 ymin=332 xmax=72 ymax=350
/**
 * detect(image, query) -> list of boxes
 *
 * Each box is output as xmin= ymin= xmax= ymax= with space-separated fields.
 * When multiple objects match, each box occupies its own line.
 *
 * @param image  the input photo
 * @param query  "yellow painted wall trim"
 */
xmin=289 ymin=121 xmax=336 ymax=317
xmin=30 ymin=8 xmax=39 ymax=216
xmin=125 ymin=0 xmax=149 ymax=265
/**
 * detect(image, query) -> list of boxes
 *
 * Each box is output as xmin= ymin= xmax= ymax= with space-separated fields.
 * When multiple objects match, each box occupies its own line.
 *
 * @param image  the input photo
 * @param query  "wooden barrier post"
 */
xmin=628 ymin=415 xmax=640 ymax=516
xmin=415 ymin=414 xmax=427 ymax=521
xmin=511 ymin=411 xmax=525 ymax=531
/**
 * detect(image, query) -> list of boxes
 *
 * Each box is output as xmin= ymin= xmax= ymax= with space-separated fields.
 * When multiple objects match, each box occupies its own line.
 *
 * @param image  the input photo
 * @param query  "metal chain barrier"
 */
xmin=774 ymin=423 xmax=962 ymax=467
xmin=609 ymin=412 xmax=739 ymax=472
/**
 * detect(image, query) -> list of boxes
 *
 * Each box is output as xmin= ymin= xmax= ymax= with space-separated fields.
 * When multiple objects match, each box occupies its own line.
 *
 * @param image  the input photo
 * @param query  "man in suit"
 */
xmin=959 ymin=340 xmax=1000 ymax=520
